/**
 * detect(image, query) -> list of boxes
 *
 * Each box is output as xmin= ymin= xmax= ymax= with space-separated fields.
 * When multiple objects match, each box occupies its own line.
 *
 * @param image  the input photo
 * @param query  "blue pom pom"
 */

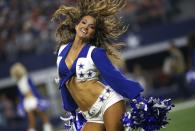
xmin=122 ymin=97 xmax=174 ymax=131
xmin=75 ymin=111 xmax=87 ymax=131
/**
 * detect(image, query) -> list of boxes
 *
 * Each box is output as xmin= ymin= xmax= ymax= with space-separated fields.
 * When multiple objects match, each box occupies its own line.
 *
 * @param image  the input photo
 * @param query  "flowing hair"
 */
xmin=52 ymin=0 xmax=127 ymax=67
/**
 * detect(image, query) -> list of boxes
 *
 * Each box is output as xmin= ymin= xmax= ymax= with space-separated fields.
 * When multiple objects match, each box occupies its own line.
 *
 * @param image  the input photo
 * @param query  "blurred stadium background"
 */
xmin=0 ymin=0 xmax=195 ymax=130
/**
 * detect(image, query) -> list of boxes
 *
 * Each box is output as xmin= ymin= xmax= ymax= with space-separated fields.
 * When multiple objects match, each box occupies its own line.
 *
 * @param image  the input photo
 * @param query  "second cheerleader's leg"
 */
xmin=24 ymin=96 xmax=38 ymax=131
xmin=27 ymin=111 xmax=36 ymax=131
xmin=36 ymin=109 xmax=53 ymax=131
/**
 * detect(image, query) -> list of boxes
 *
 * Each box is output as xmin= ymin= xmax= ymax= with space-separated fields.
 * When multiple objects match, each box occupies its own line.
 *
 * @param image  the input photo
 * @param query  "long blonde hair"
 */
xmin=10 ymin=63 xmax=27 ymax=81
xmin=52 ymin=0 xmax=127 ymax=67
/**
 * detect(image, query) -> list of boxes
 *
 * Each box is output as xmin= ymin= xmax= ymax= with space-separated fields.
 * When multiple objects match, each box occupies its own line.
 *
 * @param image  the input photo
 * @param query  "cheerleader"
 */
xmin=10 ymin=63 xmax=52 ymax=131
xmin=52 ymin=0 xmax=173 ymax=130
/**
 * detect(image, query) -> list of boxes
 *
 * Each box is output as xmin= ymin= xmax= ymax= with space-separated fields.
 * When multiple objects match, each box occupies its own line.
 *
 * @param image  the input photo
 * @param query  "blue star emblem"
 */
xmin=99 ymin=96 xmax=105 ymax=102
xmin=106 ymin=88 xmax=111 ymax=93
xmin=87 ymin=71 xmax=92 ymax=77
xmin=79 ymin=72 xmax=84 ymax=78
xmin=78 ymin=63 xmax=84 ymax=69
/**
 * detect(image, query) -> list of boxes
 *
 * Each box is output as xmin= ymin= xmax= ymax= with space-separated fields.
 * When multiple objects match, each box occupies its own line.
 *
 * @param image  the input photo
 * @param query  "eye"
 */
xmin=81 ymin=21 xmax=86 ymax=24
xmin=90 ymin=25 xmax=95 ymax=30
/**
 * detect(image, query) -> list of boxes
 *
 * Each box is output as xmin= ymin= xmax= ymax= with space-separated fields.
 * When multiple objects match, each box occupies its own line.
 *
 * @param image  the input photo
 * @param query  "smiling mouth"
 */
xmin=80 ymin=28 xmax=87 ymax=35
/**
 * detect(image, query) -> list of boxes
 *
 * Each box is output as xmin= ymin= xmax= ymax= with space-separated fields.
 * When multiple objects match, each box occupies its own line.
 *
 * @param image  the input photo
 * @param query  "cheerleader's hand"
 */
xmin=60 ymin=112 xmax=75 ymax=129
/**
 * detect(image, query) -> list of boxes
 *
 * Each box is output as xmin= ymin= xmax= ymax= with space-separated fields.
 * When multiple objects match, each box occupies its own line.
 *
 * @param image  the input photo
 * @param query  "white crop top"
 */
xmin=76 ymin=46 xmax=99 ymax=81
xmin=17 ymin=75 xmax=31 ymax=95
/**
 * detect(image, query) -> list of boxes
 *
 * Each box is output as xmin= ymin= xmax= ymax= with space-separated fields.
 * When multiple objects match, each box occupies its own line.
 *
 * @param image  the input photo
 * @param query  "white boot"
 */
xmin=43 ymin=123 xmax=53 ymax=131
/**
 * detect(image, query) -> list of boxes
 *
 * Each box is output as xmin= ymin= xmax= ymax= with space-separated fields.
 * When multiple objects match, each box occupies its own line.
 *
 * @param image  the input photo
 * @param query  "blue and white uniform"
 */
xmin=56 ymin=43 xmax=173 ymax=131
xmin=57 ymin=42 xmax=143 ymax=114
xmin=17 ymin=76 xmax=49 ymax=115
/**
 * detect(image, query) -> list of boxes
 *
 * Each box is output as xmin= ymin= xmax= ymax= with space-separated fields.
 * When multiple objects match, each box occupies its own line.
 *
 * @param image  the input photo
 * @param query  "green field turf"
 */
xmin=161 ymin=106 xmax=195 ymax=131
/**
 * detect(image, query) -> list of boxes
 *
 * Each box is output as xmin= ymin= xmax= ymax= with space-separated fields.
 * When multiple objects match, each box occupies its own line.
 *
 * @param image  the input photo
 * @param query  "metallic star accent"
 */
xmin=79 ymin=72 xmax=84 ymax=78
xmin=78 ymin=63 xmax=84 ymax=69
xmin=99 ymin=96 xmax=105 ymax=102
xmin=87 ymin=71 xmax=92 ymax=77
xmin=106 ymin=88 xmax=111 ymax=93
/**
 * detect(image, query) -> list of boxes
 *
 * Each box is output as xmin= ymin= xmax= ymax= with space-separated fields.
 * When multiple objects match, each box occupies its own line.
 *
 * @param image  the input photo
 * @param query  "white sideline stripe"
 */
xmin=172 ymin=99 xmax=195 ymax=112
xmin=122 ymin=37 xmax=187 ymax=59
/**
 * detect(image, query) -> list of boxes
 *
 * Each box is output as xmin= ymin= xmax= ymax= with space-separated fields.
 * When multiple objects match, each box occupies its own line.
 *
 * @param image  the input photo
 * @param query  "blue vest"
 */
xmin=57 ymin=42 xmax=143 ymax=111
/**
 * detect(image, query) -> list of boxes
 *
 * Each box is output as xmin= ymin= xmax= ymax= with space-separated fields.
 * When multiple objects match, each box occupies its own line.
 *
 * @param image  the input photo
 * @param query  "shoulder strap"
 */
xmin=58 ymin=44 xmax=68 ymax=56
xmin=87 ymin=46 xmax=96 ymax=64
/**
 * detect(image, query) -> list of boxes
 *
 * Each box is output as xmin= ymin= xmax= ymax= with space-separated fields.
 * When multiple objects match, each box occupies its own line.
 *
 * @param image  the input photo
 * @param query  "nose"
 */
xmin=83 ymin=24 xmax=89 ymax=30
xmin=84 ymin=26 xmax=88 ymax=31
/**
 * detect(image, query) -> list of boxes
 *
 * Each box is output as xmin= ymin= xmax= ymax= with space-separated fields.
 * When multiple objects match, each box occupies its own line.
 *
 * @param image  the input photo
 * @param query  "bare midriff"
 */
xmin=25 ymin=91 xmax=34 ymax=98
xmin=66 ymin=76 xmax=105 ymax=111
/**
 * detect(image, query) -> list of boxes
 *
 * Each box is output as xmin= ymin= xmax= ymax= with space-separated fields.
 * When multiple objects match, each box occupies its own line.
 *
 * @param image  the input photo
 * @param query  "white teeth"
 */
xmin=81 ymin=28 xmax=87 ymax=34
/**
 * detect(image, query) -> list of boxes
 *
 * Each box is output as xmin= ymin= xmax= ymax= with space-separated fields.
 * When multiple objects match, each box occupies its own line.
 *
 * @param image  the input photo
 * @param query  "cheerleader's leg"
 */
xmin=27 ymin=111 xmax=36 ymax=131
xmin=35 ymin=108 xmax=52 ymax=131
xmin=103 ymin=100 xmax=125 ymax=131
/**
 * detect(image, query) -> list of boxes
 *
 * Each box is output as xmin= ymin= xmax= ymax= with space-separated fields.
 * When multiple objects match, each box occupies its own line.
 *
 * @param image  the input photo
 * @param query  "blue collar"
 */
xmin=59 ymin=42 xmax=90 ymax=72
xmin=58 ymin=42 xmax=91 ymax=88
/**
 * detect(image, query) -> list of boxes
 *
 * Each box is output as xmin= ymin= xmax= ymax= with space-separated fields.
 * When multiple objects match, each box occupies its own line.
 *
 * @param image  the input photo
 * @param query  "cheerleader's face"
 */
xmin=75 ymin=15 xmax=96 ymax=40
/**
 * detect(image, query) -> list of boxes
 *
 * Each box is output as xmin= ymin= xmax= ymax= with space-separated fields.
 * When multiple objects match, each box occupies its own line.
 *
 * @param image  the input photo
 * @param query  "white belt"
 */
xmin=83 ymin=86 xmax=113 ymax=118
